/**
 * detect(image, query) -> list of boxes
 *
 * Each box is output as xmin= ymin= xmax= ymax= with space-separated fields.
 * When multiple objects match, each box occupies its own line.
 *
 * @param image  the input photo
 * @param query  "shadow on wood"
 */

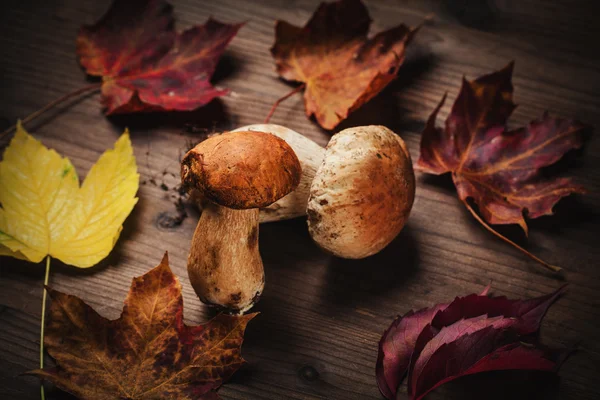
xmin=108 ymin=99 xmax=232 ymax=134
xmin=322 ymin=225 xmax=420 ymax=308
xmin=417 ymin=171 xmax=457 ymax=195
xmin=527 ymin=195 xmax=599 ymax=234
xmin=427 ymin=369 xmax=560 ymax=400
xmin=212 ymin=52 xmax=245 ymax=83
xmin=443 ymin=0 xmax=500 ymax=31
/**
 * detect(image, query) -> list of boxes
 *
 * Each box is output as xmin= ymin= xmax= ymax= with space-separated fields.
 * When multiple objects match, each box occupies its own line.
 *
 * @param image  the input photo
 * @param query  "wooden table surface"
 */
xmin=1 ymin=0 xmax=599 ymax=399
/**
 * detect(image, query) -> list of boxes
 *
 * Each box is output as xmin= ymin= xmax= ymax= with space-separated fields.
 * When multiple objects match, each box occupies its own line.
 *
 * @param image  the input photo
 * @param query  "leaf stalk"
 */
xmin=463 ymin=201 xmax=561 ymax=273
xmin=1 ymin=83 xmax=102 ymax=140
xmin=40 ymin=255 xmax=51 ymax=400
xmin=264 ymin=83 xmax=306 ymax=124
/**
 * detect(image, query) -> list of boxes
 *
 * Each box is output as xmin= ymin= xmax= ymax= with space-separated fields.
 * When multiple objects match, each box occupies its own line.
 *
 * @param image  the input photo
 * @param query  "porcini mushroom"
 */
xmin=307 ymin=126 xmax=415 ymax=258
xmin=236 ymin=125 xmax=415 ymax=258
xmin=187 ymin=124 xmax=414 ymax=260
xmin=181 ymin=130 xmax=301 ymax=313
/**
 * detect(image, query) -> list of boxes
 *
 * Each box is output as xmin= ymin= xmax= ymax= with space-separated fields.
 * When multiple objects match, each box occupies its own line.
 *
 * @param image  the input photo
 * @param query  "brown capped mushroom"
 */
xmin=190 ymin=124 xmax=326 ymax=222
xmin=181 ymin=130 xmax=301 ymax=312
xmin=307 ymin=126 xmax=415 ymax=259
xmin=232 ymin=124 xmax=326 ymax=222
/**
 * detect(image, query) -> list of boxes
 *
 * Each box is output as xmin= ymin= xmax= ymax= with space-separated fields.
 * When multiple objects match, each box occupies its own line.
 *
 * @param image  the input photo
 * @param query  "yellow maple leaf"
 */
xmin=0 ymin=122 xmax=139 ymax=268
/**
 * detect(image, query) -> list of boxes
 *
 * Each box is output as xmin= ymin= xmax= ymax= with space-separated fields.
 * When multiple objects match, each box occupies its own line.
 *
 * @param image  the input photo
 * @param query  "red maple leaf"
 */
xmin=77 ymin=0 xmax=242 ymax=114
xmin=416 ymin=63 xmax=587 ymax=233
xmin=416 ymin=63 xmax=589 ymax=271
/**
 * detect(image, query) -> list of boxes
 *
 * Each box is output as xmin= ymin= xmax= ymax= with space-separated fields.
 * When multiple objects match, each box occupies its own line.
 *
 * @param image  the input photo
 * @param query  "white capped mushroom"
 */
xmin=307 ymin=125 xmax=415 ymax=259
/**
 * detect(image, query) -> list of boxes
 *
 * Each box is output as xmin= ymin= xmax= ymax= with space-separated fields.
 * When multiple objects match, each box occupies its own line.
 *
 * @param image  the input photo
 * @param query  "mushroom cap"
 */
xmin=181 ymin=130 xmax=302 ymax=209
xmin=307 ymin=125 xmax=415 ymax=259
xmin=233 ymin=124 xmax=326 ymax=222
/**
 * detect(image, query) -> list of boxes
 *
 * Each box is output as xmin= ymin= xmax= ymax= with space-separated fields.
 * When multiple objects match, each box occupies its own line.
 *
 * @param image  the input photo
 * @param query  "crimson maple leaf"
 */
xmin=416 ymin=62 xmax=587 ymax=234
xmin=416 ymin=63 xmax=589 ymax=271
xmin=77 ymin=0 xmax=242 ymax=114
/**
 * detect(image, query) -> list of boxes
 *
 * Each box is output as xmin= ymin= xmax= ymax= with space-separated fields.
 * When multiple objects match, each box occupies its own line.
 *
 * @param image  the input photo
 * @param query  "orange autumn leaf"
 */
xmin=271 ymin=0 xmax=417 ymax=129
xmin=28 ymin=253 xmax=256 ymax=400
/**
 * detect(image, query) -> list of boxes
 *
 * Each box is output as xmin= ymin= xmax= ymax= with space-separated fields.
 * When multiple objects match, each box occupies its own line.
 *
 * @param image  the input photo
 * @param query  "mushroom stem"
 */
xmin=187 ymin=202 xmax=264 ymax=313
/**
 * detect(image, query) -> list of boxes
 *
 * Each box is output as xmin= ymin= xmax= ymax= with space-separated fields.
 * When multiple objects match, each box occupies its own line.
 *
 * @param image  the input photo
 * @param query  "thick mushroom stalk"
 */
xmin=181 ymin=131 xmax=301 ymax=313
xmin=187 ymin=204 xmax=262 ymax=313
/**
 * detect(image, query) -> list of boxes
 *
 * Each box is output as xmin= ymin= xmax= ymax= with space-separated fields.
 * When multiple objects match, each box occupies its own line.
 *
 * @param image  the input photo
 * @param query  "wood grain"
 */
xmin=1 ymin=0 xmax=599 ymax=399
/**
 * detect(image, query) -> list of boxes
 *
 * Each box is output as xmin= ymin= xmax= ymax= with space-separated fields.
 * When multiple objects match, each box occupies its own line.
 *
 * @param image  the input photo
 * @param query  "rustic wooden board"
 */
xmin=1 ymin=0 xmax=599 ymax=399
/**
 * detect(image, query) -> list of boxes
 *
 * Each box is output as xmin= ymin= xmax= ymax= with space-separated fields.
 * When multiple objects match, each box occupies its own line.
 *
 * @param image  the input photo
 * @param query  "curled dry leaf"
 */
xmin=271 ymin=0 xmax=417 ymax=129
xmin=28 ymin=253 xmax=256 ymax=400
xmin=77 ymin=0 xmax=242 ymax=114
xmin=416 ymin=63 xmax=589 ymax=271
xmin=377 ymin=286 xmax=567 ymax=400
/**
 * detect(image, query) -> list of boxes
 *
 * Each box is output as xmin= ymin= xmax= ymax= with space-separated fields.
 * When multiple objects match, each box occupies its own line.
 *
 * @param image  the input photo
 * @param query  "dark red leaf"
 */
xmin=431 ymin=285 xmax=567 ymax=333
xmin=377 ymin=286 xmax=567 ymax=399
xmin=77 ymin=0 xmax=242 ymax=114
xmin=377 ymin=285 xmax=496 ymax=398
xmin=409 ymin=315 xmax=517 ymax=394
xmin=416 ymin=62 xmax=587 ymax=234
xmin=409 ymin=287 xmax=566 ymax=394
xmin=410 ymin=325 xmax=562 ymax=400
xmin=376 ymin=303 xmax=448 ymax=398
